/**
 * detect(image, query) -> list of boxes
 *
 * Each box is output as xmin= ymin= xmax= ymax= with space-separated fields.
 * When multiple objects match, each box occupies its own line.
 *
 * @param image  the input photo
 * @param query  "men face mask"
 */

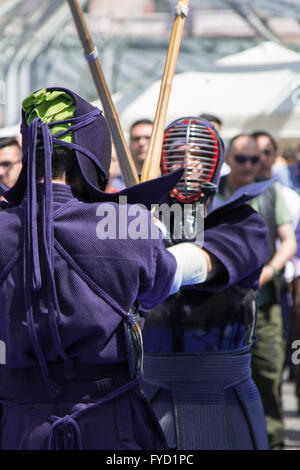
xmin=161 ymin=117 xmax=224 ymax=203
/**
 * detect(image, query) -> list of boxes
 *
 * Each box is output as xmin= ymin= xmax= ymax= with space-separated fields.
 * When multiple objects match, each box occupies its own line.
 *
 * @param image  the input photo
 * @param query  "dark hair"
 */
xmin=35 ymin=146 xmax=106 ymax=191
xmin=0 ymin=136 xmax=21 ymax=150
xmin=36 ymin=146 xmax=80 ymax=184
xmin=252 ymin=131 xmax=278 ymax=152
xmin=199 ymin=113 xmax=222 ymax=127
xmin=130 ymin=119 xmax=153 ymax=135
xmin=226 ymin=133 xmax=257 ymax=154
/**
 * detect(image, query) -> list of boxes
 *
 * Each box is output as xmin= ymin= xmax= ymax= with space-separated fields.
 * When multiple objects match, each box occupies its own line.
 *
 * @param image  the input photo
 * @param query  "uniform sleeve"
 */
xmin=198 ymin=204 xmax=271 ymax=291
xmin=136 ymin=217 xmax=177 ymax=311
xmin=0 ymin=200 xmax=9 ymax=211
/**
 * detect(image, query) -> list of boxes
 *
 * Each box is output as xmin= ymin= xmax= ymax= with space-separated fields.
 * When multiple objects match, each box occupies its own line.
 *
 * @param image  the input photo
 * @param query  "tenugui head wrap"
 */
xmin=6 ymin=87 xmax=112 ymax=204
xmin=161 ymin=116 xmax=225 ymax=203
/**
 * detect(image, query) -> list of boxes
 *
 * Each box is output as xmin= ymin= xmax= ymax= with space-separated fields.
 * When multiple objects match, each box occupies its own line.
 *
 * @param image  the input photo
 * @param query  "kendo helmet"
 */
xmin=161 ymin=117 xmax=224 ymax=203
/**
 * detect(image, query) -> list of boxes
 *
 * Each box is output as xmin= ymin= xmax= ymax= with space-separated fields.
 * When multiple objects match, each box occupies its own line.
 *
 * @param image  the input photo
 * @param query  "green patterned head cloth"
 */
xmin=22 ymin=88 xmax=76 ymax=144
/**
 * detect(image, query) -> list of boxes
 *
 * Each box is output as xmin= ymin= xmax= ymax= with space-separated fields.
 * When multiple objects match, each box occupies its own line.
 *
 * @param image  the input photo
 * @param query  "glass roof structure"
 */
xmin=1 ymin=0 xmax=300 ymax=129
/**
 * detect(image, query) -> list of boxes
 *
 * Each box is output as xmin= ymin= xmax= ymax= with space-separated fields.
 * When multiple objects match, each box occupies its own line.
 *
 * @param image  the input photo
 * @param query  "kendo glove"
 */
xmin=167 ymin=242 xmax=208 ymax=295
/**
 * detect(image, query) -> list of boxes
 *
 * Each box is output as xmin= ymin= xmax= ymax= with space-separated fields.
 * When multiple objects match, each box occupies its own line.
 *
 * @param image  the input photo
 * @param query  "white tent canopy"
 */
xmin=4 ymin=42 xmax=300 ymax=143
xmin=117 ymin=42 xmax=300 ymax=141
xmin=0 ymin=124 xmax=20 ymax=138
xmin=217 ymin=41 xmax=300 ymax=66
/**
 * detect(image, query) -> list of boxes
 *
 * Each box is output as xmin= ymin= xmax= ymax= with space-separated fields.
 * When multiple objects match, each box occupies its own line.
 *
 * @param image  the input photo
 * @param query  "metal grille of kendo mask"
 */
xmin=161 ymin=118 xmax=221 ymax=203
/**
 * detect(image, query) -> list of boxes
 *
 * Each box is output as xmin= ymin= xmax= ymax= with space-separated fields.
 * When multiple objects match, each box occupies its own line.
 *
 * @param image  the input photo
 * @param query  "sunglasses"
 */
xmin=233 ymin=154 xmax=260 ymax=165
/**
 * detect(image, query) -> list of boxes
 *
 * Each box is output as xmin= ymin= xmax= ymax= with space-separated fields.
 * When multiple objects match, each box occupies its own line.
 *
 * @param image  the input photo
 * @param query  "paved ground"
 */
xmin=283 ymin=380 xmax=300 ymax=450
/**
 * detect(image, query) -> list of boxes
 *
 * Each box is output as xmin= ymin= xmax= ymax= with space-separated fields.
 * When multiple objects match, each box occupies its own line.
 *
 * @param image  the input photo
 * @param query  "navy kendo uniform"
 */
xmin=0 ymin=87 xmax=187 ymax=450
xmin=142 ymin=117 xmax=272 ymax=450
xmin=0 ymin=182 xmax=8 ymax=195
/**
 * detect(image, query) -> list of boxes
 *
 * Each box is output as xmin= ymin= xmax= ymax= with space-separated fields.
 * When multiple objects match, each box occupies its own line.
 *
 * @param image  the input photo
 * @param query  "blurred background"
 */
xmin=2 ymin=0 xmax=300 ymax=148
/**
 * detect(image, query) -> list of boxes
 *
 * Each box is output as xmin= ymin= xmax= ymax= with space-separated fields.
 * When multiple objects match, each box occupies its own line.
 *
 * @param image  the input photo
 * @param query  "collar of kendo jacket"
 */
xmin=0 ymin=181 xmax=8 ymax=195
xmin=207 ymin=177 xmax=277 ymax=219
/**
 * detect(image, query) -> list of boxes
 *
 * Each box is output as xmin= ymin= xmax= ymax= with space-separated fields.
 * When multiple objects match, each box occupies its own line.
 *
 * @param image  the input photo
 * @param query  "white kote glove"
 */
xmin=167 ymin=242 xmax=208 ymax=295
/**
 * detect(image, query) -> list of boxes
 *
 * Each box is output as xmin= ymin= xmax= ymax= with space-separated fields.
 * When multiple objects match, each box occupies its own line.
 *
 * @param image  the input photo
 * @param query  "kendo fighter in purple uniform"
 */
xmin=0 ymin=89 xmax=220 ymax=450
xmin=142 ymin=117 xmax=272 ymax=450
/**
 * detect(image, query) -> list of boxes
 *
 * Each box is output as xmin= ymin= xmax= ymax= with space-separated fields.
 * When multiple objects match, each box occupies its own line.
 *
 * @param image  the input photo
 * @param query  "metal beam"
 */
xmin=0 ymin=0 xmax=23 ymax=17
xmin=4 ymin=0 xmax=81 ymax=125
xmin=222 ymin=0 xmax=290 ymax=49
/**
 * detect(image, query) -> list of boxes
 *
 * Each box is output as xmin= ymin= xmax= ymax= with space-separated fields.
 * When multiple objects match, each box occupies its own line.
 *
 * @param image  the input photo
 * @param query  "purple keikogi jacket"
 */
xmin=0 ymin=182 xmax=8 ymax=195
xmin=0 ymin=183 xmax=177 ymax=450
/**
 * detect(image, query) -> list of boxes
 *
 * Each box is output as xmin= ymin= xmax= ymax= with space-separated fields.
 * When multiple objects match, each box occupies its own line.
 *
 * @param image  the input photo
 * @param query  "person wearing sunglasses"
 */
xmin=0 ymin=137 xmax=22 ymax=189
xmin=253 ymin=130 xmax=300 ymax=430
xmin=219 ymin=134 xmax=261 ymax=198
xmin=216 ymin=133 xmax=297 ymax=449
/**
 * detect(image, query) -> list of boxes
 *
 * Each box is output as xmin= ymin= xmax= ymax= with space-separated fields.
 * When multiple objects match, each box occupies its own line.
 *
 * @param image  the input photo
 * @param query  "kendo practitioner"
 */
xmin=142 ymin=117 xmax=272 ymax=450
xmin=0 ymin=88 xmax=213 ymax=450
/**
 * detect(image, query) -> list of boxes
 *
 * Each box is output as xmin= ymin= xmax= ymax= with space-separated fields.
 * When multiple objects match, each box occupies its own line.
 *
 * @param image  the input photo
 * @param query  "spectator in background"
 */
xmin=253 ymin=131 xmax=300 ymax=380
xmin=129 ymin=118 xmax=153 ymax=174
xmin=199 ymin=113 xmax=230 ymax=177
xmin=110 ymin=119 xmax=154 ymax=191
xmin=199 ymin=113 xmax=222 ymax=132
xmin=217 ymin=133 xmax=297 ymax=449
xmin=272 ymin=147 xmax=297 ymax=170
xmin=261 ymin=134 xmax=300 ymax=414
xmin=282 ymin=148 xmax=297 ymax=166
xmin=0 ymin=137 xmax=22 ymax=189
xmin=106 ymin=143 xmax=122 ymax=193
xmin=272 ymin=143 xmax=300 ymax=195
xmin=252 ymin=131 xmax=279 ymax=182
